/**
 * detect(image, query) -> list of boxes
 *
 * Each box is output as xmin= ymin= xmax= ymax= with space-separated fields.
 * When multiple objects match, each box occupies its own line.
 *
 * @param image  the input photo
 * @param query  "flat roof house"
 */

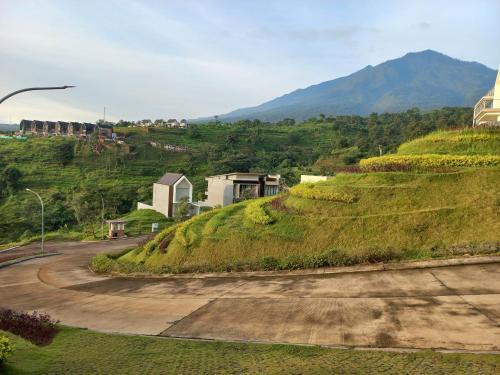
xmin=138 ymin=172 xmax=194 ymax=218
xmin=205 ymin=172 xmax=281 ymax=207
xmin=473 ymin=67 xmax=500 ymax=127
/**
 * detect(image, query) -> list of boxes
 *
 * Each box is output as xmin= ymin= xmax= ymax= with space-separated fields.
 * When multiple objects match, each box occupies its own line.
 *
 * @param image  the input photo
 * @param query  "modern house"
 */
xmin=43 ymin=121 xmax=56 ymax=136
xmin=473 ymin=67 xmax=500 ymax=127
xmin=137 ymin=172 xmax=195 ymax=218
xmin=18 ymin=119 xmax=114 ymax=139
xmin=204 ymin=173 xmax=281 ymax=207
xmin=55 ymin=121 xmax=69 ymax=135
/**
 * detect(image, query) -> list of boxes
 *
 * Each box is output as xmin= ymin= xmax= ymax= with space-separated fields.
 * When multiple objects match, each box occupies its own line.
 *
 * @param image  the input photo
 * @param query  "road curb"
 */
xmin=0 ymin=245 xmax=20 ymax=253
xmin=107 ymin=254 xmax=500 ymax=279
xmin=0 ymin=253 xmax=59 ymax=269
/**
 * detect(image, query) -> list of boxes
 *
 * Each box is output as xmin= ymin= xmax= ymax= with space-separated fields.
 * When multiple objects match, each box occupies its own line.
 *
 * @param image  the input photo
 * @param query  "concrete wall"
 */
xmin=206 ymin=178 xmax=234 ymax=207
xmin=153 ymin=183 xmax=171 ymax=217
xmin=300 ymin=175 xmax=328 ymax=183
xmin=137 ymin=202 xmax=154 ymax=210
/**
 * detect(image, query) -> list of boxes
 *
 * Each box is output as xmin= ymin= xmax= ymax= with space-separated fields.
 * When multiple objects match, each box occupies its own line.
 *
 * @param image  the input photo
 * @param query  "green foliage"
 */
xmin=173 ymin=198 xmax=190 ymax=223
xmin=0 ymin=108 xmax=480 ymax=245
xmin=0 ymin=335 xmax=13 ymax=364
xmin=244 ymin=198 xmax=274 ymax=225
xmin=90 ymin=254 xmax=115 ymax=273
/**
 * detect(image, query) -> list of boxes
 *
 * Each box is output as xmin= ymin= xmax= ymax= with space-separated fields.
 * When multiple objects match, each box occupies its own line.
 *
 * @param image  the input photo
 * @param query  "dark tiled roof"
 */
xmin=157 ymin=172 xmax=183 ymax=186
xmin=44 ymin=121 xmax=56 ymax=126
xmin=56 ymin=121 xmax=69 ymax=126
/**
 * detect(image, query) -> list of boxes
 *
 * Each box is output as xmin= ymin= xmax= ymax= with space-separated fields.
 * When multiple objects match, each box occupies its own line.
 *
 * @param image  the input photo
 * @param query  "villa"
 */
xmin=204 ymin=172 xmax=282 ymax=207
xmin=473 ymin=67 xmax=500 ymax=127
xmin=137 ymin=172 xmax=197 ymax=218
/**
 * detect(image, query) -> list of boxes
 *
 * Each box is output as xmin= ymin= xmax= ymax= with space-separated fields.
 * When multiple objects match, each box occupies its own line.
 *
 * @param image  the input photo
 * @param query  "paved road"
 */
xmin=0 ymin=240 xmax=499 ymax=351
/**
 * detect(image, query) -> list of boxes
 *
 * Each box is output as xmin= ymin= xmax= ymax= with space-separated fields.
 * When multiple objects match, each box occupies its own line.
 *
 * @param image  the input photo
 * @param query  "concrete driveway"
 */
xmin=0 ymin=240 xmax=499 ymax=351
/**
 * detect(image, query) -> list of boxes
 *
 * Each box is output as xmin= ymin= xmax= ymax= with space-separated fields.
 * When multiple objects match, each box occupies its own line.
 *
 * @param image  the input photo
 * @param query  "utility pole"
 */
xmin=104 ymin=106 xmax=106 ymax=122
xmin=26 ymin=189 xmax=44 ymax=254
xmin=101 ymin=195 xmax=105 ymax=240
xmin=0 ymin=86 xmax=75 ymax=105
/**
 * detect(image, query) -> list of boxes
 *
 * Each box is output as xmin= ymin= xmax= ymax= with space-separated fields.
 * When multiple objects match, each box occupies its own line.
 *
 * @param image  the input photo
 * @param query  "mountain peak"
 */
xmin=211 ymin=51 xmax=496 ymax=122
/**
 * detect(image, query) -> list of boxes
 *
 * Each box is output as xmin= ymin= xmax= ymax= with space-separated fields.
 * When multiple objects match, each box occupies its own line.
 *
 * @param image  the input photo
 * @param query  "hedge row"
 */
xmin=360 ymin=154 xmax=500 ymax=171
xmin=244 ymin=198 xmax=274 ymax=225
xmin=289 ymin=183 xmax=356 ymax=203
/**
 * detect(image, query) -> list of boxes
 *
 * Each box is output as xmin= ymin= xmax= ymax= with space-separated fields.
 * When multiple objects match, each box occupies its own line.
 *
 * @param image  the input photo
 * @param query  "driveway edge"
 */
xmin=0 ymin=253 xmax=59 ymax=269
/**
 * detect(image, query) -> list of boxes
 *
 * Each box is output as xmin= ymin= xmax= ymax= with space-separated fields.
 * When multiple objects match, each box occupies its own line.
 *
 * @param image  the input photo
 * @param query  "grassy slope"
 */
xmin=2 ymin=327 xmax=499 ymax=374
xmin=119 ymin=128 xmax=500 ymax=273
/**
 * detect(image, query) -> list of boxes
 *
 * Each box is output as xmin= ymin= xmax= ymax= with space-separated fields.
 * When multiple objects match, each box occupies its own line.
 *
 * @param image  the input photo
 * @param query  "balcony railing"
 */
xmin=474 ymin=97 xmax=493 ymax=117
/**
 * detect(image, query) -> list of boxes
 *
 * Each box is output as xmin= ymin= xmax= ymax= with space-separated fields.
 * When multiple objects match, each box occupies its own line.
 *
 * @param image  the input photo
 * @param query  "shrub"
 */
xmin=90 ymin=253 xmax=116 ymax=273
xmin=245 ymin=199 xmax=274 ymax=225
xmin=289 ymin=183 xmax=356 ymax=203
xmin=360 ymin=154 xmax=500 ymax=172
xmin=0 ymin=308 xmax=59 ymax=346
xmin=0 ymin=335 xmax=13 ymax=364
xmin=259 ymin=256 xmax=279 ymax=270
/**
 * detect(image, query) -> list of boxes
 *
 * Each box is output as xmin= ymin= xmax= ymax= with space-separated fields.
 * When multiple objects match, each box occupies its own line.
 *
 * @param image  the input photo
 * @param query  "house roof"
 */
xmin=157 ymin=172 xmax=184 ymax=186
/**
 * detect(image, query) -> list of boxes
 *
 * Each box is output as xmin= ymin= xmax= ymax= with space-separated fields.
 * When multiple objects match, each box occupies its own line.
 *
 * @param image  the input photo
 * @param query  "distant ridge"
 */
xmin=206 ymin=50 xmax=497 ymax=122
xmin=0 ymin=124 xmax=18 ymax=132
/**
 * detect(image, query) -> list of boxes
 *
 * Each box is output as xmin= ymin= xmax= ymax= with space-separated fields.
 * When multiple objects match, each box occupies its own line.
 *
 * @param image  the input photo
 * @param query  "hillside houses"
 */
xmin=20 ymin=119 xmax=114 ymax=139
xmin=137 ymin=118 xmax=189 ymax=128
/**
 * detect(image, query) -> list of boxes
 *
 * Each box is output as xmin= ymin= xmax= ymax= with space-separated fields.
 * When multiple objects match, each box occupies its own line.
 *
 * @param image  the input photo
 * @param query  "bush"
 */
xmin=245 ymin=199 xmax=274 ymax=225
xmin=0 ymin=308 xmax=59 ymax=346
xmin=289 ymin=183 xmax=356 ymax=203
xmin=360 ymin=154 xmax=500 ymax=171
xmin=90 ymin=253 xmax=116 ymax=273
xmin=0 ymin=335 xmax=13 ymax=364
xmin=259 ymin=256 xmax=279 ymax=270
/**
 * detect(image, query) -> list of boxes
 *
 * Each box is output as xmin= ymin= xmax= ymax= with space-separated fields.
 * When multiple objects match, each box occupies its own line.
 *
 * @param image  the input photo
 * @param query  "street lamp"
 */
xmin=26 ymin=188 xmax=44 ymax=254
xmin=0 ymin=86 xmax=75 ymax=105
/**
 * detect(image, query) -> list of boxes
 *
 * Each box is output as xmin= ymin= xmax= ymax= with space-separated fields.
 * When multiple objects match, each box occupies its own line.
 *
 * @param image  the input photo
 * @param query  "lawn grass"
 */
xmin=2 ymin=327 xmax=499 ymax=374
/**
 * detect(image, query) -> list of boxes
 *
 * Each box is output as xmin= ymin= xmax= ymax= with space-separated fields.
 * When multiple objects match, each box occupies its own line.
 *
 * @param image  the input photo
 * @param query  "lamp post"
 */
xmin=0 ymin=86 xmax=75 ymax=105
xmin=26 ymin=188 xmax=44 ymax=254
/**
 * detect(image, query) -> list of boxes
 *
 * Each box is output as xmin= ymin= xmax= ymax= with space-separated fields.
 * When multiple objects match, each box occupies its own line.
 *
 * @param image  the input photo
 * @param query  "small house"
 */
xmin=137 ymin=172 xmax=195 ymax=218
xmin=55 ymin=121 xmax=69 ymax=135
xmin=106 ymin=219 xmax=127 ymax=239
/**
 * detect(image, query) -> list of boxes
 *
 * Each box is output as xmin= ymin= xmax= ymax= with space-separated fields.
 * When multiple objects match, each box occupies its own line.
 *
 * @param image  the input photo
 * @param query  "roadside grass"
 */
xmin=2 ymin=327 xmax=499 ymax=374
xmin=110 ymin=167 xmax=499 ymax=273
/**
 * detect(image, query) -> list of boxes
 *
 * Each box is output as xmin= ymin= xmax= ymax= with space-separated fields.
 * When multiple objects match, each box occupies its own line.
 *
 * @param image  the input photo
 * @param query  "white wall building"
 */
xmin=138 ymin=172 xmax=195 ymax=218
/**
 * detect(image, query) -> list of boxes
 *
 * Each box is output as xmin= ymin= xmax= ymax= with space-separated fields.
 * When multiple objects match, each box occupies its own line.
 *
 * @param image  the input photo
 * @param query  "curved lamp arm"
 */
xmin=0 ymin=86 xmax=75 ymax=105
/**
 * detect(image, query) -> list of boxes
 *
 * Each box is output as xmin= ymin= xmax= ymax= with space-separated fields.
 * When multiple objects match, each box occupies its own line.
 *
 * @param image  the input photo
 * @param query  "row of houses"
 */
xmin=20 ymin=119 xmax=114 ymax=138
xmin=136 ymin=119 xmax=189 ymax=128
xmin=138 ymin=172 xmax=283 ymax=218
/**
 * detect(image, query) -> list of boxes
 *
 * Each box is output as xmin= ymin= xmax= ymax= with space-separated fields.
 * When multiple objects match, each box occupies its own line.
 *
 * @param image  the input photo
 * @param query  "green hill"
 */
xmin=0 ymin=108 xmax=470 ymax=245
xmin=111 ymin=128 xmax=500 ymax=274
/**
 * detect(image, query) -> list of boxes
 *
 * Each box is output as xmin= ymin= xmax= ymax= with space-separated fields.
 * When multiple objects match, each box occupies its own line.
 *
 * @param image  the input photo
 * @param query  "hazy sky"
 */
xmin=1 ymin=0 xmax=499 ymax=123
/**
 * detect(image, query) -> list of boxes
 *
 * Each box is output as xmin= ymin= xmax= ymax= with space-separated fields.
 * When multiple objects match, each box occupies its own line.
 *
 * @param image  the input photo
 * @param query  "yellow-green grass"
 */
xmin=360 ymin=154 xmax=500 ymax=171
xmin=397 ymin=128 xmax=500 ymax=155
xmin=114 ymin=168 xmax=500 ymax=273
xmin=3 ymin=327 xmax=499 ymax=374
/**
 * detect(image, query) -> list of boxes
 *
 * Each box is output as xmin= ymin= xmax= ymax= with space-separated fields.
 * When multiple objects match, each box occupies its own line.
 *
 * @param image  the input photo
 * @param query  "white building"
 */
xmin=473 ymin=67 xmax=500 ymax=127
xmin=138 ymin=172 xmax=195 ymax=218
xmin=204 ymin=172 xmax=281 ymax=207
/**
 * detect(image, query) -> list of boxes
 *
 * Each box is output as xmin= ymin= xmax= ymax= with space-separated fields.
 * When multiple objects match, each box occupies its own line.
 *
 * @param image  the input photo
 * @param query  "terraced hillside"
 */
xmin=111 ymin=128 xmax=500 ymax=274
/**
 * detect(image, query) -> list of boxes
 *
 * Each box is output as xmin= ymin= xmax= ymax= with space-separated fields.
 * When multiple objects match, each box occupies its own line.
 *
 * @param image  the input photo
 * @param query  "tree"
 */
xmin=1 ymin=166 xmax=22 ymax=196
xmin=174 ymin=197 xmax=190 ymax=222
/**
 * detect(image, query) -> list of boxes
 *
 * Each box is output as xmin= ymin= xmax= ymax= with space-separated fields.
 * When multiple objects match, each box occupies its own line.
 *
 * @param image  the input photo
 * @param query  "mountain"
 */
xmin=212 ymin=50 xmax=497 ymax=122
xmin=0 ymin=124 xmax=18 ymax=132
